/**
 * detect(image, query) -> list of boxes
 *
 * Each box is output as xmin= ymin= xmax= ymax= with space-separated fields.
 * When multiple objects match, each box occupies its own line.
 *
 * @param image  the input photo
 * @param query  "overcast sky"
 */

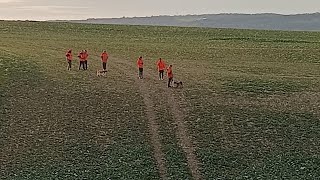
xmin=0 ymin=0 xmax=319 ymax=20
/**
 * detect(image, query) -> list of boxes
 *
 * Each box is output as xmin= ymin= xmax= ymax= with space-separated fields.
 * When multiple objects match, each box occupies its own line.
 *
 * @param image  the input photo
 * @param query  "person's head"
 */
xmin=159 ymin=58 xmax=162 ymax=61
xmin=170 ymin=65 xmax=172 ymax=67
xmin=139 ymin=56 xmax=143 ymax=59
xmin=68 ymin=49 xmax=72 ymax=53
xmin=84 ymin=50 xmax=87 ymax=52
xmin=103 ymin=50 xmax=106 ymax=53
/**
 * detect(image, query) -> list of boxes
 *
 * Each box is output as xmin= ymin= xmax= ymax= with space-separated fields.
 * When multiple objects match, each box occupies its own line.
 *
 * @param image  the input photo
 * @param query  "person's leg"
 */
xmin=160 ymin=70 xmax=164 ymax=80
xmin=68 ymin=60 xmax=71 ymax=70
xmin=141 ymin=68 xmax=143 ymax=78
xmin=103 ymin=62 xmax=106 ymax=70
xmin=159 ymin=71 xmax=161 ymax=80
xmin=85 ymin=60 xmax=88 ymax=70
xmin=168 ymin=78 xmax=172 ymax=87
xmin=139 ymin=68 xmax=143 ymax=79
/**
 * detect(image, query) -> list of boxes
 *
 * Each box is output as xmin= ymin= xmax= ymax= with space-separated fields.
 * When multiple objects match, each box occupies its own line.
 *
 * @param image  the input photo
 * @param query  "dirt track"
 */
xmin=112 ymin=58 xmax=202 ymax=179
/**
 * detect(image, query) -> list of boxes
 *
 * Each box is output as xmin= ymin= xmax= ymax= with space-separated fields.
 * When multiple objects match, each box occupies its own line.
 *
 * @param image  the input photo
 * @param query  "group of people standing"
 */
xmin=66 ymin=49 xmax=175 ymax=87
xmin=78 ymin=50 xmax=89 ymax=70
xmin=137 ymin=56 xmax=174 ymax=87
xmin=65 ymin=49 xmax=109 ymax=71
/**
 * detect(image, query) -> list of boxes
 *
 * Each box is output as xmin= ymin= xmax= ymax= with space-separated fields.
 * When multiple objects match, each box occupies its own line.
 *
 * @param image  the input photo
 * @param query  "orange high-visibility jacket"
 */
xmin=101 ymin=52 xmax=109 ymax=62
xmin=137 ymin=58 xmax=144 ymax=68
xmin=83 ymin=52 xmax=89 ymax=60
xmin=167 ymin=66 xmax=173 ymax=78
xmin=78 ymin=52 xmax=85 ymax=61
xmin=157 ymin=59 xmax=166 ymax=71
xmin=66 ymin=51 xmax=73 ymax=61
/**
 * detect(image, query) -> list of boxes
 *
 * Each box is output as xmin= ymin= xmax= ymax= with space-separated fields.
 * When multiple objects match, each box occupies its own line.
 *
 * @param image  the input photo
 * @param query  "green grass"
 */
xmin=1 ymin=21 xmax=320 ymax=179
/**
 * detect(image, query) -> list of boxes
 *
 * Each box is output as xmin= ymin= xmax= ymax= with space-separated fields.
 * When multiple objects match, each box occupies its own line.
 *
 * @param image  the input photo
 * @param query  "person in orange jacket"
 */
xmin=65 ymin=49 xmax=73 ymax=70
xmin=156 ymin=58 xmax=166 ymax=80
xmin=167 ymin=65 xmax=173 ymax=87
xmin=137 ymin=56 xmax=144 ymax=79
xmin=78 ymin=50 xmax=85 ymax=70
xmin=100 ymin=50 xmax=109 ymax=71
xmin=83 ymin=50 xmax=89 ymax=70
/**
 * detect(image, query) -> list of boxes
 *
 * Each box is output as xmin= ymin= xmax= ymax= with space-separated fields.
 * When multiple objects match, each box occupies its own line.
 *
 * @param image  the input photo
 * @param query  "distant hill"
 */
xmin=62 ymin=13 xmax=320 ymax=31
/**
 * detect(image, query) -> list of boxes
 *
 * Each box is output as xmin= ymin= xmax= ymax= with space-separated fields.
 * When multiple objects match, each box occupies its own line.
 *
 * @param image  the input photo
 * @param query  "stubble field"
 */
xmin=1 ymin=21 xmax=320 ymax=179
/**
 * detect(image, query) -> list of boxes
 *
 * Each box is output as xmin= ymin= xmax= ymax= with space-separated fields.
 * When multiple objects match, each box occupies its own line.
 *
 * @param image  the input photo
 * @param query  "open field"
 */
xmin=1 ymin=21 xmax=320 ymax=179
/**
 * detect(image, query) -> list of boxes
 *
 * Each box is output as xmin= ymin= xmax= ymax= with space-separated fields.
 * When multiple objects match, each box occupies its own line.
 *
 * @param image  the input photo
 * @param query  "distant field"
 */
xmin=1 ymin=21 xmax=320 ymax=179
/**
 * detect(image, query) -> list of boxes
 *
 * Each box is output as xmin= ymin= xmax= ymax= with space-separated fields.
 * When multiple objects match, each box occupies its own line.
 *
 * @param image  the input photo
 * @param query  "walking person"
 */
xmin=167 ymin=65 xmax=173 ymax=87
xmin=78 ymin=50 xmax=85 ymax=70
xmin=65 ymin=49 xmax=73 ymax=70
xmin=100 ymin=50 xmax=109 ymax=71
xmin=83 ymin=50 xmax=89 ymax=70
xmin=137 ymin=56 xmax=144 ymax=79
xmin=156 ymin=58 xmax=166 ymax=80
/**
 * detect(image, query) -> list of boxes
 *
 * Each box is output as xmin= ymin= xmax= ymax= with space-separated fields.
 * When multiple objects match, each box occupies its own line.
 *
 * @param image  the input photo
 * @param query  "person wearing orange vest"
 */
xmin=156 ymin=58 xmax=166 ymax=80
xmin=167 ymin=65 xmax=173 ymax=87
xmin=65 ymin=49 xmax=73 ymax=70
xmin=100 ymin=50 xmax=109 ymax=71
xmin=83 ymin=50 xmax=89 ymax=70
xmin=137 ymin=56 xmax=144 ymax=79
xmin=78 ymin=50 xmax=85 ymax=70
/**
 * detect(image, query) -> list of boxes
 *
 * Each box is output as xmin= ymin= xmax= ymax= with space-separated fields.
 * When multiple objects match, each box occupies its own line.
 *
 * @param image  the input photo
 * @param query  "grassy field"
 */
xmin=1 ymin=21 xmax=320 ymax=179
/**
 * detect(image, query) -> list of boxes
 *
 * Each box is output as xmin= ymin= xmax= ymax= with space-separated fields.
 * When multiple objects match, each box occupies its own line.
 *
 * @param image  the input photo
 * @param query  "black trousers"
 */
xmin=139 ymin=68 xmax=143 ymax=78
xmin=159 ymin=70 xmax=164 ymax=79
xmin=102 ymin=62 xmax=107 ymax=70
xmin=84 ymin=60 xmax=88 ymax=70
xmin=67 ymin=60 xmax=71 ymax=69
xmin=168 ymin=77 xmax=173 ymax=87
xmin=79 ymin=61 xmax=85 ymax=70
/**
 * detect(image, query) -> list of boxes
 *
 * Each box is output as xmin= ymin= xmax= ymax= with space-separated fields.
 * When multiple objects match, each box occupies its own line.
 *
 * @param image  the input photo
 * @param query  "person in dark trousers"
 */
xmin=156 ymin=58 xmax=166 ymax=80
xmin=65 ymin=49 xmax=73 ymax=70
xmin=100 ymin=50 xmax=109 ymax=71
xmin=78 ymin=50 xmax=85 ymax=70
xmin=83 ymin=50 xmax=88 ymax=70
xmin=137 ymin=56 xmax=144 ymax=79
xmin=167 ymin=65 xmax=173 ymax=87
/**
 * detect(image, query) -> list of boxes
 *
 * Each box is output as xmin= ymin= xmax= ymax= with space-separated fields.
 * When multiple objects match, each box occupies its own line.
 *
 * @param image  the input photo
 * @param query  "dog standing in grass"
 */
xmin=96 ymin=69 xmax=107 ymax=77
xmin=173 ymin=80 xmax=183 ymax=88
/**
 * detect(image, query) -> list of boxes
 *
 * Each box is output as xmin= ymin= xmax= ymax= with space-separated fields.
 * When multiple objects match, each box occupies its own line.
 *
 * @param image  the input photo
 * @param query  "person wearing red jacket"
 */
xmin=156 ymin=58 xmax=166 ymax=80
xmin=167 ymin=65 xmax=173 ymax=87
xmin=78 ymin=50 xmax=85 ymax=70
xmin=100 ymin=50 xmax=109 ymax=71
xmin=65 ymin=49 xmax=73 ymax=70
xmin=83 ymin=50 xmax=89 ymax=70
xmin=137 ymin=56 xmax=144 ymax=79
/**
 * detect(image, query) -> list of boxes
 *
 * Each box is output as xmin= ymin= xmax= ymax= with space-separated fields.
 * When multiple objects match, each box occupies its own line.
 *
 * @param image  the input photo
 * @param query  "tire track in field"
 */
xmin=110 ymin=59 xmax=167 ymax=179
xmin=113 ymin=58 xmax=202 ymax=180
xmin=165 ymin=91 xmax=202 ymax=180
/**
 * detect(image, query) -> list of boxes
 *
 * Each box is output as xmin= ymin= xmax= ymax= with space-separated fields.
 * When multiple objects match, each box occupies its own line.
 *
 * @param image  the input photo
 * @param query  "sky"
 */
xmin=0 ymin=0 xmax=319 ymax=20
